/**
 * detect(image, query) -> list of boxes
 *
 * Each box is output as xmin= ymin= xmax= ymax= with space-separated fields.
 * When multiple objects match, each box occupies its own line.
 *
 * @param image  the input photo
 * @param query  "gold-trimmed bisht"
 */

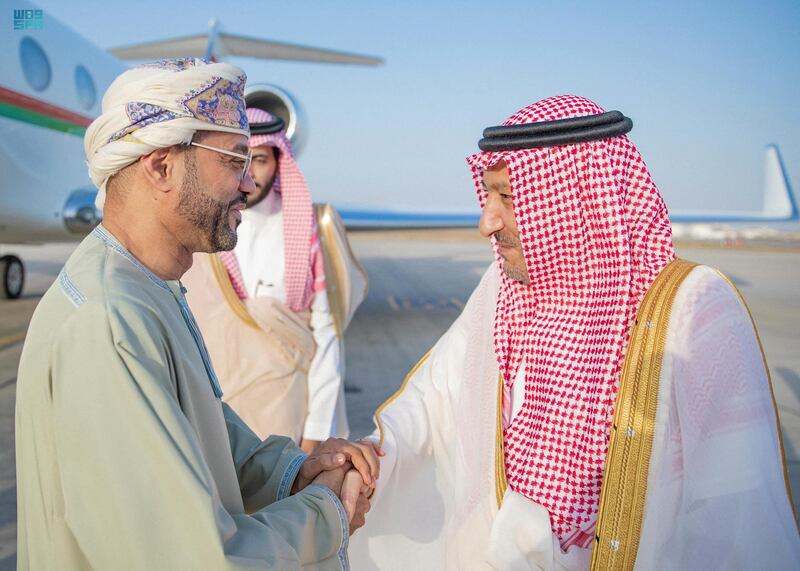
xmin=591 ymin=258 xmax=697 ymax=570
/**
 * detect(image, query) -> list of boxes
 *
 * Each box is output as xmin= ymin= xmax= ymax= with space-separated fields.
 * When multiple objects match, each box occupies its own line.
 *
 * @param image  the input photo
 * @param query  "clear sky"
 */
xmin=33 ymin=0 xmax=800 ymax=215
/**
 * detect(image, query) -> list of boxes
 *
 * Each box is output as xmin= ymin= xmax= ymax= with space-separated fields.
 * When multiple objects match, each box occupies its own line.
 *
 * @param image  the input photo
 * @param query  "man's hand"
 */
xmin=299 ymin=438 xmax=321 ymax=454
xmin=292 ymin=438 xmax=383 ymax=495
xmin=310 ymin=465 xmax=348 ymax=498
xmin=311 ymin=467 xmax=372 ymax=535
xmin=342 ymin=469 xmax=371 ymax=535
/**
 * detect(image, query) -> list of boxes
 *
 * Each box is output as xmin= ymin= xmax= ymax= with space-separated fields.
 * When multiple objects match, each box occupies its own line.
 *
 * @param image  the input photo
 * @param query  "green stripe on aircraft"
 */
xmin=0 ymin=101 xmax=87 ymax=136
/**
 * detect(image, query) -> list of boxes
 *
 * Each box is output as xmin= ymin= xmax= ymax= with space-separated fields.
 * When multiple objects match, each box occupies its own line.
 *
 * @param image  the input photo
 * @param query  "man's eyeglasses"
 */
xmin=189 ymin=141 xmax=252 ymax=181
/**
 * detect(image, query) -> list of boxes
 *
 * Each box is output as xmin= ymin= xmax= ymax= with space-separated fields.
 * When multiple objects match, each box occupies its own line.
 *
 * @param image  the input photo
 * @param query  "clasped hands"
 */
xmin=291 ymin=438 xmax=384 ymax=535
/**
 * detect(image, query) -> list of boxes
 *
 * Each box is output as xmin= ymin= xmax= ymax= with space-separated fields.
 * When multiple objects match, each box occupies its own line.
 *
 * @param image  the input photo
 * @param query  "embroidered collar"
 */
xmin=92 ymin=225 xmax=170 ymax=292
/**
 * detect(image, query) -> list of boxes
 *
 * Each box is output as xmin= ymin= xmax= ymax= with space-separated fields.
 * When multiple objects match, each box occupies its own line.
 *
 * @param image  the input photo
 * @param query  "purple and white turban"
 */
xmin=84 ymin=58 xmax=249 ymax=208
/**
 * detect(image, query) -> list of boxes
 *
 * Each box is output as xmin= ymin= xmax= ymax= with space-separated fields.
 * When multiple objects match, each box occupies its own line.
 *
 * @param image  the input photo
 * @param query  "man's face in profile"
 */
xmin=176 ymin=131 xmax=253 ymax=253
xmin=479 ymin=161 xmax=530 ymax=284
xmin=246 ymin=144 xmax=279 ymax=208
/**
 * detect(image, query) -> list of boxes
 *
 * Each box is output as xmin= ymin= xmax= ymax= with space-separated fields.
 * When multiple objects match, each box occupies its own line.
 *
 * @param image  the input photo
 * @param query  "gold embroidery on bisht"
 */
xmin=591 ymin=258 xmax=697 ymax=571
xmin=495 ymin=372 xmax=508 ymax=508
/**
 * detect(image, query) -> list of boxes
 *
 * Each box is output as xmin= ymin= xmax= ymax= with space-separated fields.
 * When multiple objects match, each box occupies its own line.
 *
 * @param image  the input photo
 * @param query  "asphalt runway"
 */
xmin=1 ymin=231 xmax=799 ymax=568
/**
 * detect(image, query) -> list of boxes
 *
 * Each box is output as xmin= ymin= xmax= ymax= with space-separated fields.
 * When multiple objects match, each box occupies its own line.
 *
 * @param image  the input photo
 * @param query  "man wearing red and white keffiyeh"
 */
xmin=227 ymin=108 xmax=323 ymax=313
xmin=232 ymin=107 xmax=344 ymax=451
xmin=185 ymin=107 xmax=348 ymax=453
xmin=351 ymin=95 xmax=799 ymax=570
xmin=469 ymin=95 xmax=674 ymax=549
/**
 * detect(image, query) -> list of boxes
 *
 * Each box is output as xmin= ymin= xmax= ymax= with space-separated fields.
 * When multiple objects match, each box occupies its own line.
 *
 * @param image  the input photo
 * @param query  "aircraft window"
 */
xmin=19 ymin=36 xmax=51 ymax=91
xmin=74 ymin=65 xmax=97 ymax=110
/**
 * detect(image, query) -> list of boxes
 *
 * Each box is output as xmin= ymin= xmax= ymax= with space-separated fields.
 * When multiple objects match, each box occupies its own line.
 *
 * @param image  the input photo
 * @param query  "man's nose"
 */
xmin=239 ymin=172 xmax=256 ymax=195
xmin=479 ymin=197 xmax=503 ymax=238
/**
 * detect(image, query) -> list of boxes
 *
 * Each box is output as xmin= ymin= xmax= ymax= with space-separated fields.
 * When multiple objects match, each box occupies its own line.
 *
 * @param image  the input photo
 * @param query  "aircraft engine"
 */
xmin=63 ymin=188 xmax=103 ymax=235
xmin=244 ymin=84 xmax=307 ymax=157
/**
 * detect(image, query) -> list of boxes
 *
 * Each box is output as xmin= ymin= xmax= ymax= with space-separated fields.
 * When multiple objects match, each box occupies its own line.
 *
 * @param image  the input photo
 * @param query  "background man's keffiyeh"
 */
xmin=219 ymin=107 xmax=318 ymax=313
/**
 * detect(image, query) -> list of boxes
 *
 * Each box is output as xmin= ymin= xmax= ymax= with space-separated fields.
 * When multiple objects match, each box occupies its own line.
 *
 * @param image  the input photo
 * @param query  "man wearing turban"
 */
xmin=351 ymin=95 xmax=799 ymax=569
xmin=15 ymin=58 xmax=377 ymax=570
xmin=182 ymin=107 xmax=351 ymax=453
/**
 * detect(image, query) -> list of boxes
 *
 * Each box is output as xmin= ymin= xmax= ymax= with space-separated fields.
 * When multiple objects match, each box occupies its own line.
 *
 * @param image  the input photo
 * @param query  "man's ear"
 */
xmin=139 ymin=146 xmax=182 ymax=194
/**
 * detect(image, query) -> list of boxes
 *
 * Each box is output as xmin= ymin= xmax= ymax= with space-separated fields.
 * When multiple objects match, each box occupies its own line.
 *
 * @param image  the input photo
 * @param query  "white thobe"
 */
xmin=350 ymin=262 xmax=800 ymax=570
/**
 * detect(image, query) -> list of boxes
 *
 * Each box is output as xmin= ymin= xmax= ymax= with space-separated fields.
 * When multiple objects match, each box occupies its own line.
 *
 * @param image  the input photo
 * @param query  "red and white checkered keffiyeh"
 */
xmin=218 ymin=249 xmax=248 ymax=299
xmin=219 ymin=108 xmax=321 ymax=311
xmin=467 ymin=95 xmax=675 ymax=548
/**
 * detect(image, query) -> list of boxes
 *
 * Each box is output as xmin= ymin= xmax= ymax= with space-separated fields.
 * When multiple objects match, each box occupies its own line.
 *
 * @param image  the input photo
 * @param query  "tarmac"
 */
xmin=1 ymin=230 xmax=799 ymax=568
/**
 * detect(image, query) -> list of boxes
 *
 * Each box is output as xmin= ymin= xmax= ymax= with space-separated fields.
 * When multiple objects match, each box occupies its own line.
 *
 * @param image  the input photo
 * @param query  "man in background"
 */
xmin=184 ymin=107 xmax=349 ymax=452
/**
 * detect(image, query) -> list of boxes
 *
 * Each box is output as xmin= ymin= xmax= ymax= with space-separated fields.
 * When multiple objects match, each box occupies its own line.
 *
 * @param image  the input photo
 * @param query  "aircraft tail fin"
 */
xmin=762 ymin=144 xmax=798 ymax=220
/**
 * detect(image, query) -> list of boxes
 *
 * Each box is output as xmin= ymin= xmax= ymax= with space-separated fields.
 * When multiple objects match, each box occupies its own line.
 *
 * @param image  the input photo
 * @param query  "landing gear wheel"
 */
xmin=0 ymin=255 xmax=24 ymax=299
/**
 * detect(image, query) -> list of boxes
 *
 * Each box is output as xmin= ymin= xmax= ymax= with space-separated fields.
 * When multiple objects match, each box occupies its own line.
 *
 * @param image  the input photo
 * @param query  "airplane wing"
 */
xmin=109 ymin=35 xmax=209 ymax=61
xmin=218 ymin=33 xmax=383 ymax=65
xmin=337 ymin=145 xmax=799 ymax=229
xmin=336 ymin=209 xmax=479 ymax=229
xmin=109 ymin=32 xmax=383 ymax=66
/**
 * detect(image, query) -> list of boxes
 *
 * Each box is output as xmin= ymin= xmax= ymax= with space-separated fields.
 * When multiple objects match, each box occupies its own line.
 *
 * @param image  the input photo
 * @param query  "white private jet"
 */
xmin=0 ymin=0 xmax=382 ymax=298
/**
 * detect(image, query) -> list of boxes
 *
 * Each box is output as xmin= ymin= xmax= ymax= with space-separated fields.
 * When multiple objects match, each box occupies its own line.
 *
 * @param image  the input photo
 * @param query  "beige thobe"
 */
xmin=181 ymin=203 xmax=365 ymax=444
xmin=15 ymin=225 xmax=349 ymax=570
xmin=183 ymin=253 xmax=315 ymax=442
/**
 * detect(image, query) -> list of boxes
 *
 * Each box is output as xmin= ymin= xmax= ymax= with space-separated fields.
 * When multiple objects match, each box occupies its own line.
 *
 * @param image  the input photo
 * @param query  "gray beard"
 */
xmin=176 ymin=151 xmax=238 ymax=252
xmin=502 ymin=260 xmax=531 ymax=284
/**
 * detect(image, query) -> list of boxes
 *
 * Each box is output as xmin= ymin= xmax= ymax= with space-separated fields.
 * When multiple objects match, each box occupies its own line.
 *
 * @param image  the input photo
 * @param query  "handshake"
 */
xmin=291 ymin=438 xmax=384 ymax=535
